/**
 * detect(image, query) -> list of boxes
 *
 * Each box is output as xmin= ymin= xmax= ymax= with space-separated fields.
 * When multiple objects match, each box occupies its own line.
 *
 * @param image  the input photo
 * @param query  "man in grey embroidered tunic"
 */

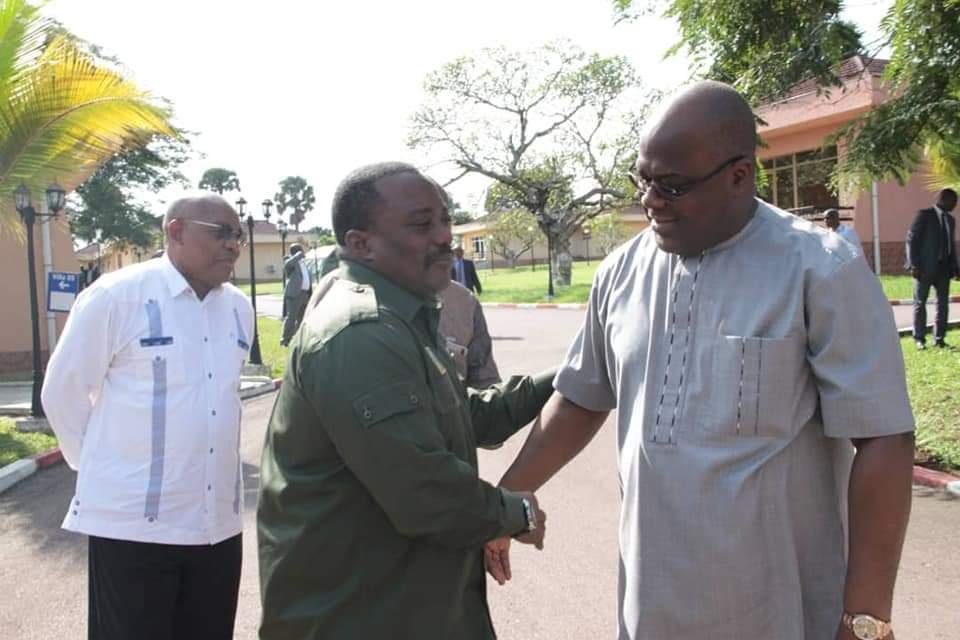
xmin=488 ymin=82 xmax=915 ymax=640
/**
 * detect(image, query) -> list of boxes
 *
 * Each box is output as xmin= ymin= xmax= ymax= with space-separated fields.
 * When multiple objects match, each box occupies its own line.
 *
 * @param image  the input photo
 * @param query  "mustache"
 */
xmin=425 ymin=246 xmax=453 ymax=265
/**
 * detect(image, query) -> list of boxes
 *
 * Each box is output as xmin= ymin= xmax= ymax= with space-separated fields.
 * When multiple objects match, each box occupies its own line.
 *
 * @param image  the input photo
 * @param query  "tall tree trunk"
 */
xmin=552 ymin=233 xmax=572 ymax=287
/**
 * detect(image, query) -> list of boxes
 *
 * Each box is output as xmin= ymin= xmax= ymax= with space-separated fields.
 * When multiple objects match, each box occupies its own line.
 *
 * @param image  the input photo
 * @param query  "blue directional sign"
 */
xmin=47 ymin=271 xmax=79 ymax=313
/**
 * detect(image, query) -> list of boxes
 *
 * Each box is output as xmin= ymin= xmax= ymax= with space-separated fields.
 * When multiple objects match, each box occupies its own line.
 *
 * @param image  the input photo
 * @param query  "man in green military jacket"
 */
xmin=258 ymin=162 xmax=554 ymax=639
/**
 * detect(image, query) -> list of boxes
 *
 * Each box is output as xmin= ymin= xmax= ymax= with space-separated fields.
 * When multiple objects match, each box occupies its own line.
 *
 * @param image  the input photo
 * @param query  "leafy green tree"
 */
xmin=71 ymin=132 xmax=193 ymax=250
xmin=614 ymin=0 xmax=960 ymax=189
xmin=839 ymin=0 xmax=960 ymax=189
xmin=487 ymin=208 xmax=540 ymax=268
xmin=274 ymin=176 xmax=315 ymax=230
xmin=0 ymin=0 xmax=173 ymax=235
xmin=305 ymin=225 xmax=336 ymax=246
xmin=410 ymin=41 xmax=649 ymax=286
xmin=613 ymin=0 xmax=860 ymax=106
xmin=585 ymin=211 xmax=628 ymax=257
xmin=198 ymin=167 xmax=240 ymax=194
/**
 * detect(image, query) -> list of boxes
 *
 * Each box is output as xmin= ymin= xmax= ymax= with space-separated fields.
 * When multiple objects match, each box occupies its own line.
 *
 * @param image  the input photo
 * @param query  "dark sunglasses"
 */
xmin=179 ymin=219 xmax=247 ymax=245
xmin=628 ymin=155 xmax=747 ymax=200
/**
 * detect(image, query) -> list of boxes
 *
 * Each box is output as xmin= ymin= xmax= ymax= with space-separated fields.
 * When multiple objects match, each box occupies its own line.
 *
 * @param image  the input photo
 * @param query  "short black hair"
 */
xmin=331 ymin=162 xmax=421 ymax=246
xmin=289 ymin=243 xmax=304 ymax=255
xmin=941 ymin=188 xmax=958 ymax=201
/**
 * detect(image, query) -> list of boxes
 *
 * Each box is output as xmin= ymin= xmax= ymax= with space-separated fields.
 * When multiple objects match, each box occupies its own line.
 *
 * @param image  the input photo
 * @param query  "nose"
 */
xmin=640 ymin=185 xmax=667 ymax=212
xmin=223 ymin=235 xmax=241 ymax=255
xmin=434 ymin=219 xmax=453 ymax=245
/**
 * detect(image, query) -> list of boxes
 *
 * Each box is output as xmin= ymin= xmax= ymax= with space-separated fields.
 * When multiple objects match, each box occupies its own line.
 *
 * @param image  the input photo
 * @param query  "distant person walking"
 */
xmin=281 ymin=244 xmax=311 ymax=346
xmin=824 ymin=208 xmax=863 ymax=256
xmin=906 ymin=188 xmax=959 ymax=349
xmin=451 ymin=245 xmax=482 ymax=294
xmin=41 ymin=194 xmax=253 ymax=640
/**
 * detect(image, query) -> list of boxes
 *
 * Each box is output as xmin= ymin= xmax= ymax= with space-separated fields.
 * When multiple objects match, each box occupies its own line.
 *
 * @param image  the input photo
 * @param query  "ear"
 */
xmin=343 ymin=229 xmax=374 ymax=262
xmin=730 ymin=158 xmax=755 ymax=191
xmin=166 ymin=219 xmax=186 ymax=246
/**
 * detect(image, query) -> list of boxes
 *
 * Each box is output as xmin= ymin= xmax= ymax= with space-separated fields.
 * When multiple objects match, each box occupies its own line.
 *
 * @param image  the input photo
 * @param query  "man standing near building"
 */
xmin=280 ymin=243 xmax=311 ymax=346
xmin=906 ymin=188 xmax=959 ymax=349
xmin=487 ymin=82 xmax=915 ymax=640
xmin=451 ymin=244 xmax=483 ymax=294
xmin=825 ymin=208 xmax=863 ymax=256
xmin=41 ymin=194 xmax=253 ymax=640
xmin=258 ymin=162 xmax=553 ymax=639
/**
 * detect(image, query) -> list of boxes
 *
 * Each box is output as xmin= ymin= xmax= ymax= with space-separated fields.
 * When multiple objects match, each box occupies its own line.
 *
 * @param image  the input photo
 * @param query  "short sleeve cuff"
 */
xmin=498 ymin=488 xmax=529 ymax=537
xmin=554 ymin=366 xmax=616 ymax=413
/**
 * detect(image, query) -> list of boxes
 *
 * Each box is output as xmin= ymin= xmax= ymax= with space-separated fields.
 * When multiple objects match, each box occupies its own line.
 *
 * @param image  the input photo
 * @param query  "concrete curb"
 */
xmin=481 ymin=297 xmax=957 ymax=311
xmin=238 ymin=378 xmax=282 ymax=401
xmin=913 ymin=465 xmax=960 ymax=493
xmin=0 ymin=381 xmax=284 ymax=495
xmin=889 ymin=296 xmax=960 ymax=306
xmin=897 ymin=320 xmax=960 ymax=338
xmin=0 ymin=458 xmax=36 ymax=494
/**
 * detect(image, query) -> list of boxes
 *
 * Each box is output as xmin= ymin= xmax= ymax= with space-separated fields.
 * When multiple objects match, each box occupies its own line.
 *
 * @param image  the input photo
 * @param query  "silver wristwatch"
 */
xmin=520 ymin=497 xmax=537 ymax=533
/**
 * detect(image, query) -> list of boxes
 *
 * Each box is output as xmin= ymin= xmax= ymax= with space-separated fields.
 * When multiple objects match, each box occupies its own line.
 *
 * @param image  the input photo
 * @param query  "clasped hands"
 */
xmin=484 ymin=491 xmax=546 ymax=586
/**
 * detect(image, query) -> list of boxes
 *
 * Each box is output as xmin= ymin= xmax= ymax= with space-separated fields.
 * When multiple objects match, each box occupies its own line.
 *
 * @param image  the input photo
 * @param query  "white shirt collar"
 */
xmin=160 ymin=253 xmax=224 ymax=301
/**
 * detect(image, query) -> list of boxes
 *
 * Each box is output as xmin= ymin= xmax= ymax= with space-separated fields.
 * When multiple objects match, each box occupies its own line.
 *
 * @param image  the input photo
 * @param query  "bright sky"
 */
xmin=43 ymin=0 xmax=892 ymax=230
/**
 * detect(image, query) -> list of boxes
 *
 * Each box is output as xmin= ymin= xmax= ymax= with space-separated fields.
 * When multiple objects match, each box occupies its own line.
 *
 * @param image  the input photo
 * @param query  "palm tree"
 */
xmin=0 ymin=0 xmax=174 ymax=234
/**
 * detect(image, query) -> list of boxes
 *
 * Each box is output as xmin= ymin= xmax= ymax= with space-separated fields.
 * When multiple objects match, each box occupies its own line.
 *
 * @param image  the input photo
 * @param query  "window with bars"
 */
xmin=759 ymin=146 xmax=839 ymax=212
xmin=472 ymin=237 xmax=487 ymax=259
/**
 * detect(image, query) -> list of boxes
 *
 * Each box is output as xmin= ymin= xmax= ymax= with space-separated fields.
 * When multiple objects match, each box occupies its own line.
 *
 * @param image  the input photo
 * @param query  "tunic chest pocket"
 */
xmin=128 ymin=341 xmax=187 ymax=386
xmin=702 ymin=335 xmax=806 ymax=438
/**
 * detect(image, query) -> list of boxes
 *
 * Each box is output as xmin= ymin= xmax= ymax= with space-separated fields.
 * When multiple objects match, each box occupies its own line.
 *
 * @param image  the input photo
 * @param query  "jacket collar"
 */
xmin=339 ymin=259 xmax=440 ymax=323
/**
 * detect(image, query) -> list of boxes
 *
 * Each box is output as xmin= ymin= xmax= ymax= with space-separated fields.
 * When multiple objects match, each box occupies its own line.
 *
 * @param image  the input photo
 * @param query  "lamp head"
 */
xmin=45 ymin=182 xmax=66 ymax=213
xmin=14 ymin=183 xmax=31 ymax=212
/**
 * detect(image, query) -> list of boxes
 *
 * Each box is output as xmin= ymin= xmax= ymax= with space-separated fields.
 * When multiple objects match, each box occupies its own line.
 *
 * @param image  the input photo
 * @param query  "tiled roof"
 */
xmin=759 ymin=55 xmax=889 ymax=106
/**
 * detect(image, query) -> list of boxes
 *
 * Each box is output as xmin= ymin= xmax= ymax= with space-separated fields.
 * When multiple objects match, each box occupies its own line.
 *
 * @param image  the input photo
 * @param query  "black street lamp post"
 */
xmin=278 ymin=219 xmax=288 ymax=288
xmin=239 ymin=198 xmax=263 ymax=366
xmin=536 ymin=214 xmax=555 ymax=299
xmin=582 ymin=225 xmax=592 ymax=265
xmin=13 ymin=182 xmax=66 ymax=418
xmin=546 ymin=234 xmax=555 ymax=299
xmin=528 ymin=225 xmax=536 ymax=271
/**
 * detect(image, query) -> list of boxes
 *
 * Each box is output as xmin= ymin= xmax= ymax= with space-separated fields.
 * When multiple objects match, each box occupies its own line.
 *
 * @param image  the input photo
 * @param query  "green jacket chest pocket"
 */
xmin=424 ymin=346 xmax=461 ymax=415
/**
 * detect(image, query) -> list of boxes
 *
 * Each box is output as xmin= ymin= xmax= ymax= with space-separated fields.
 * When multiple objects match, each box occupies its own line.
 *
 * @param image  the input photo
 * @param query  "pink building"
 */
xmin=756 ymin=56 xmax=940 ymax=274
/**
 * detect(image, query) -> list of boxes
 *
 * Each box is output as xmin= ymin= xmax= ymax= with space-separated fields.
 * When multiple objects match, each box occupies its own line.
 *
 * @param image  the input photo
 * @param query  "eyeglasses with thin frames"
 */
xmin=178 ymin=219 xmax=247 ymax=246
xmin=627 ymin=154 xmax=747 ymax=201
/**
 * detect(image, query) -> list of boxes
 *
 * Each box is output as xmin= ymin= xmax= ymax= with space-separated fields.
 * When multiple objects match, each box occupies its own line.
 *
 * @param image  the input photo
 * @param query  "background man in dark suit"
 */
xmin=906 ymin=188 xmax=959 ymax=349
xmin=281 ymin=244 xmax=311 ymax=346
xmin=451 ymin=245 xmax=482 ymax=294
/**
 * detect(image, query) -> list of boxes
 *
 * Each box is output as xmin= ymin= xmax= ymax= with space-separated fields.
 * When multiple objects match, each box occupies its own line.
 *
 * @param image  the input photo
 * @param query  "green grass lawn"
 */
xmin=878 ymin=275 xmax=915 ymax=301
xmin=0 ymin=417 xmax=57 ymax=467
xmin=237 ymin=281 xmax=283 ymax=296
xmin=253 ymin=316 xmax=287 ymax=379
xmin=237 ymin=266 xmax=918 ymax=305
xmin=901 ymin=336 xmax=960 ymax=470
xmin=476 ymin=262 xmax=601 ymax=304
xmin=0 ymin=371 xmax=31 ymax=383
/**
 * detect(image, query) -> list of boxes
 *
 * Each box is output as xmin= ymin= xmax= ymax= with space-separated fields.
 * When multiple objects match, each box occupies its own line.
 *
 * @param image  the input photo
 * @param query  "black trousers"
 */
xmin=913 ymin=268 xmax=952 ymax=343
xmin=87 ymin=534 xmax=242 ymax=640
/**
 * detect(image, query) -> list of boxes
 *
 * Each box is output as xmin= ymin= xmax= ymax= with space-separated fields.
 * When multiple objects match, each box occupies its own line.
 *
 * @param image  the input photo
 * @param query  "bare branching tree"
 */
xmin=409 ymin=41 xmax=655 ymax=286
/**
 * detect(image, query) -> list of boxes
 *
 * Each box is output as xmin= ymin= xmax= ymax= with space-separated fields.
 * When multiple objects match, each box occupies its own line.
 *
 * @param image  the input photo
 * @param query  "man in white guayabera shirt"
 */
xmin=42 ymin=193 xmax=253 ymax=640
xmin=484 ymin=82 xmax=915 ymax=640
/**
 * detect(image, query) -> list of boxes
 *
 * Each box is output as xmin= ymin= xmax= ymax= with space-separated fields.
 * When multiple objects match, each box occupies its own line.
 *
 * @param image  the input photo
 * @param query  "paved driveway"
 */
xmin=1 ymin=307 xmax=957 ymax=639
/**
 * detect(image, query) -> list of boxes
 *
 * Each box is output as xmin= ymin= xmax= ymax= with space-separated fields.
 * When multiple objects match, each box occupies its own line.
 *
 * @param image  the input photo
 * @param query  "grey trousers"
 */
xmin=282 ymin=292 xmax=309 ymax=345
